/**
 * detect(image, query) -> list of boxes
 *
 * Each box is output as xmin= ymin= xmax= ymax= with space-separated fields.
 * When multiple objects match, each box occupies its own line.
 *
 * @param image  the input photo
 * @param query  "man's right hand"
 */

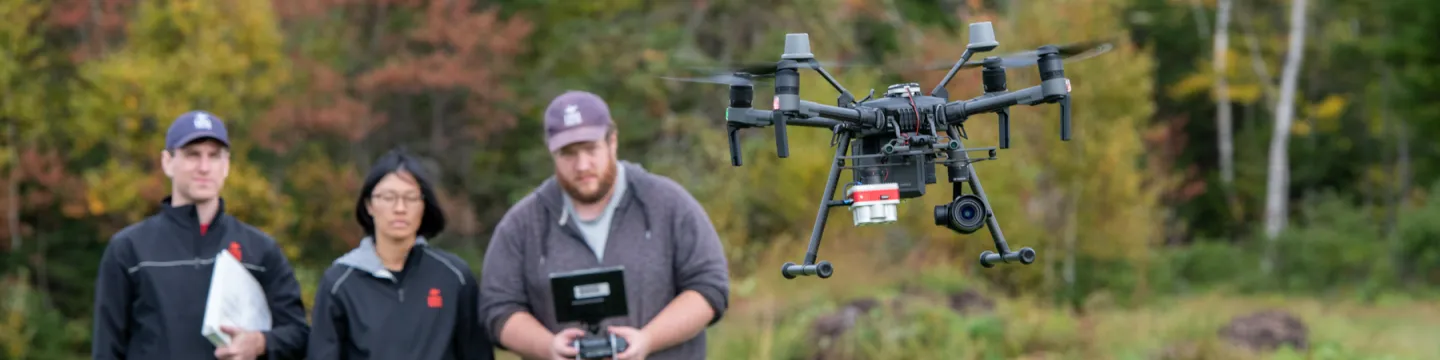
xmin=550 ymin=328 xmax=587 ymax=360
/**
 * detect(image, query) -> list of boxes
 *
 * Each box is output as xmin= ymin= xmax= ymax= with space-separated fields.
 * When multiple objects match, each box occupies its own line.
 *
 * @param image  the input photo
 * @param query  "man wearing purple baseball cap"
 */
xmin=92 ymin=110 xmax=310 ymax=360
xmin=481 ymin=91 xmax=731 ymax=360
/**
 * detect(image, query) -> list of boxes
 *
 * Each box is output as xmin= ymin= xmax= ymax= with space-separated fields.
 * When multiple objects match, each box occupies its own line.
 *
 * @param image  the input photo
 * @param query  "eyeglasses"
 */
xmin=371 ymin=192 xmax=423 ymax=208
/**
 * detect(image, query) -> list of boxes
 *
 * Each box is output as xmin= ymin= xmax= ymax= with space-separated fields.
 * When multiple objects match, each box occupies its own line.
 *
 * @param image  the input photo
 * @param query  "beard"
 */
xmin=558 ymin=159 xmax=617 ymax=205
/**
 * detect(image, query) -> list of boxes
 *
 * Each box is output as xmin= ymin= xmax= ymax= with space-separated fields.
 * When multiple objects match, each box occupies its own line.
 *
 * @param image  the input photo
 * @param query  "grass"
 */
xmin=695 ymin=276 xmax=1440 ymax=359
xmin=493 ymin=241 xmax=1440 ymax=360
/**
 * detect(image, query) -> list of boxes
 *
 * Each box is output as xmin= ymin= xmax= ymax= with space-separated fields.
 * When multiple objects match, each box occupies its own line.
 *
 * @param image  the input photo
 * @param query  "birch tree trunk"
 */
xmin=1262 ymin=0 xmax=1309 ymax=275
xmin=1214 ymin=0 xmax=1234 ymax=186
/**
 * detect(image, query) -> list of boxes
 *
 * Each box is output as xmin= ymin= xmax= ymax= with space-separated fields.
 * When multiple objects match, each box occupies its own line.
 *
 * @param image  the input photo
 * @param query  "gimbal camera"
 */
xmin=666 ymin=22 xmax=1112 ymax=280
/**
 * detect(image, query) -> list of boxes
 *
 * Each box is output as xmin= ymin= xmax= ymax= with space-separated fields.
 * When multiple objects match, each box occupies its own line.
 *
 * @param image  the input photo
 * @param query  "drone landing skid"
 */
xmin=779 ymin=128 xmax=1037 ymax=280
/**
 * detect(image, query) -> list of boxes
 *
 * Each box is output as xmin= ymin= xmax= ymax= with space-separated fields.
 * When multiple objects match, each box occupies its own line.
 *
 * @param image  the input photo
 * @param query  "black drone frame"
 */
xmin=704 ymin=22 xmax=1088 ymax=280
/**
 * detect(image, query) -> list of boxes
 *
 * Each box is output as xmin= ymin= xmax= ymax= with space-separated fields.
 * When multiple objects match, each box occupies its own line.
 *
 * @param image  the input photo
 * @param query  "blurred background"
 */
xmin=3 ymin=0 xmax=1439 ymax=358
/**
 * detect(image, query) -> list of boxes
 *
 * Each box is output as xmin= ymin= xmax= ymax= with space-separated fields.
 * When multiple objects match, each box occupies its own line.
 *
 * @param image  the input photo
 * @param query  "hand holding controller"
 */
xmin=572 ymin=330 xmax=629 ymax=359
xmin=550 ymin=266 xmax=632 ymax=360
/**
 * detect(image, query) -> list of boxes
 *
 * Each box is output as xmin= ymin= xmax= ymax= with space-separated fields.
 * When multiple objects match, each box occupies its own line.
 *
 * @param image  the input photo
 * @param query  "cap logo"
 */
xmin=563 ymin=104 xmax=583 ymax=127
xmin=194 ymin=113 xmax=213 ymax=130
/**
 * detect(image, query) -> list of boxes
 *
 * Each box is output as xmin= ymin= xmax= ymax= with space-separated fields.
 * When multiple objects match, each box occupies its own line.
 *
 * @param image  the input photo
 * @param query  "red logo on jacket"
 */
xmin=427 ymin=288 xmax=442 ymax=308
xmin=228 ymin=242 xmax=242 ymax=260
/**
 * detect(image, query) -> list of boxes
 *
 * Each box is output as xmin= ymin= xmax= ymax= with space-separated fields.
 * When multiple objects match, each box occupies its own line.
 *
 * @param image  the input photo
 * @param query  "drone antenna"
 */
xmin=930 ymin=22 xmax=1000 ymax=98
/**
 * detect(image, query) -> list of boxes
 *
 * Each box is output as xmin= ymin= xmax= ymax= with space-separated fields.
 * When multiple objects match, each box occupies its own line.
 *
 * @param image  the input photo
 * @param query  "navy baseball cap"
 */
xmin=543 ymin=91 xmax=614 ymax=153
xmin=165 ymin=111 xmax=230 ymax=150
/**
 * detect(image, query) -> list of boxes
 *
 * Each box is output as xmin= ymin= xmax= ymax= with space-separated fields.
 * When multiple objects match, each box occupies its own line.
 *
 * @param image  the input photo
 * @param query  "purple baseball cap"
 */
xmin=544 ymin=90 xmax=614 ymax=152
xmin=165 ymin=110 xmax=231 ymax=150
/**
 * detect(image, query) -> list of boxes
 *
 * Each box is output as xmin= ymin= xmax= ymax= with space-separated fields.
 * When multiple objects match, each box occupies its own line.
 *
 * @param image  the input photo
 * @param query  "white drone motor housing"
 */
xmin=846 ymin=183 xmax=900 ymax=226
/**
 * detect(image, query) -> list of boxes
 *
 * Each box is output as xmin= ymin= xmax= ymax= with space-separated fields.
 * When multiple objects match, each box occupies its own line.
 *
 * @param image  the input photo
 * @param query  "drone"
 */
xmin=664 ymin=22 xmax=1113 ymax=280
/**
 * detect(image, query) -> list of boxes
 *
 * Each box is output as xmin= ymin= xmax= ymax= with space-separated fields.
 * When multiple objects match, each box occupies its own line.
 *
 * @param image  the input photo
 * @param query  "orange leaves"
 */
xmin=256 ymin=57 xmax=385 ymax=153
xmin=267 ymin=0 xmax=536 ymax=152
xmin=11 ymin=148 xmax=88 ymax=218
xmin=352 ymin=1 xmax=534 ymax=140
xmin=1144 ymin=116 xmax=1208 ymax=204
xmin=47 ymin=0 xmax=136 ymax=61
xmin=356 ymin=2 xmax=534 ymax=94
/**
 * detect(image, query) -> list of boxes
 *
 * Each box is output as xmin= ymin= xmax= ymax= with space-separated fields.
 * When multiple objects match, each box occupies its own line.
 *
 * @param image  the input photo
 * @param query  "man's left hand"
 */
xmin=608 ymin=326 xmax=651 ymax=360
xmin=215 ymin=325 xmax=267 ymax=360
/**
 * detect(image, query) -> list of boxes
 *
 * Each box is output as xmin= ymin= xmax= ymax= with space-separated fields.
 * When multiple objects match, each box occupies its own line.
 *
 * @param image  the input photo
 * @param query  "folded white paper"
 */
xmin=201 ymin=250 xmax=272 ymax=347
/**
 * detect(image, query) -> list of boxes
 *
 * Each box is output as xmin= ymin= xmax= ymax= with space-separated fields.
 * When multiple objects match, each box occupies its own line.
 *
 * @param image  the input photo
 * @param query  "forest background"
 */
xmin=3 ymin=0 xmax=1439 ymax=359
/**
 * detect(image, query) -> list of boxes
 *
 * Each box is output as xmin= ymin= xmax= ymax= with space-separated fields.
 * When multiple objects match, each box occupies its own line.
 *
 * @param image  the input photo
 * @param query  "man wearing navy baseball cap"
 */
xmin=92 ymin=111 xmax=310 ymax=359
xmin=481 ymin=91 xmax=731 ymax=360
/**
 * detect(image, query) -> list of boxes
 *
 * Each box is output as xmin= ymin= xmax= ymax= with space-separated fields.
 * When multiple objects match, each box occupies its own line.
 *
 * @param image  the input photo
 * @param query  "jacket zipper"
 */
xmin=378 ymin=271 xmax=404 ymax=303
xmin=392 ymin=275 xmax=405 ymax=303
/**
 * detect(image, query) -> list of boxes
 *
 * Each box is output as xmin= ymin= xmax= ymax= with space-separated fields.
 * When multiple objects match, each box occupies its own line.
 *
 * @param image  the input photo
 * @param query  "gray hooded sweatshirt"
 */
xmin=479 ymin=161 xmax=730 ymax=359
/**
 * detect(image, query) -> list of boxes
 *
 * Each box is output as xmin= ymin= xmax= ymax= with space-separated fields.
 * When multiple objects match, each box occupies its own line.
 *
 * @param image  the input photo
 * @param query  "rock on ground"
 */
xmin=1217 ymin=309 xmax=1308 ymax=352
xmin=948 ymin=288 xmax=995 ymax=315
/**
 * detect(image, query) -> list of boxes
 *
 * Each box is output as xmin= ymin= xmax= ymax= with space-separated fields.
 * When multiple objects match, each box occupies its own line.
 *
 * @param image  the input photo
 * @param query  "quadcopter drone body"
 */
xmin=670 ymin=22 xmax=1110 ymax=280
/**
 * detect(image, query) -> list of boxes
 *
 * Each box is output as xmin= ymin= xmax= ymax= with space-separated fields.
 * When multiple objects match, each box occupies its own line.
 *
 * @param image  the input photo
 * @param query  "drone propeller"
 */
xmin=918 ymin=39 xmax=1114 ymax=71
xmin=660 ymin=72 xmax=769 ymax=87
xmin=681 ymin=57 xmax=875 ymax=78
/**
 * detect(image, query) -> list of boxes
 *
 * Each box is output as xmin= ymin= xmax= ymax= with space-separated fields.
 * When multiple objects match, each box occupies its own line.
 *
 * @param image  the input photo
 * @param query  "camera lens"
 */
xmin=947 ymin=194 xmax=987 ymax=234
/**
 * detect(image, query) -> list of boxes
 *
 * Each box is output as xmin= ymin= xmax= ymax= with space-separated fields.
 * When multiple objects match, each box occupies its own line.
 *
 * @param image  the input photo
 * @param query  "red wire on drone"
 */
xmin=905 ymin=88 xmax=922 ymax=137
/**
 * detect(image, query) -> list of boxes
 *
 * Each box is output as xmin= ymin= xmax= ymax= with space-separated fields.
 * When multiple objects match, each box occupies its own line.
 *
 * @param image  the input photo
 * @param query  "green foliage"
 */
xmin=0 ymin=269 xmax=87 ymax=360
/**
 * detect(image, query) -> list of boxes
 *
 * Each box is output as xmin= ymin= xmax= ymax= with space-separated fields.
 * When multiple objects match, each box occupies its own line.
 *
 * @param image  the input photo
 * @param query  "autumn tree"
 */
xmin=256 ymin=0 xmax=533 ymax=260
xmin=66 ymin=0 xmax=296 ymax=247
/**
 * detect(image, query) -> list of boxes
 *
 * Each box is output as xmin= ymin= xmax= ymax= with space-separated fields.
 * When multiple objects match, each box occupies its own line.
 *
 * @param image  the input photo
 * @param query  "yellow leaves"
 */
xmin=1291 ymin=121 xmax=1312 ymax=136
xmin=1167 ymin=49 xmax=1278 ymax=106
xmin=0 ymin=0 xmax=44 ymax=35
xmin=1169 ymin=72 xmax=1212 ymax=100
xmin=221 ymin=158 xmax=299 ymax=258
xmin=1228 ymin=83 xmax=1265 ymax=104
xmin=86 ymin=191 xmax=106 ymax=217
xmin=1307 ymin=94 xmax=1348 ymax=131
xmin=83 ymin=160 xmax=160 ymax=224
xmin=1287 ymin=95 xmax=1347 ymax=137
xmin=68 ymin=0 xmax=290 ymax=162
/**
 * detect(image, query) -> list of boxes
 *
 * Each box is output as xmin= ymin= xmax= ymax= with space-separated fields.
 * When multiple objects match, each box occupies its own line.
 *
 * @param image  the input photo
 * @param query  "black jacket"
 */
xmin=91 ymin=197 xmax=310 ymax=359
xmin=308 ymin=237 xmax=493 ymax=360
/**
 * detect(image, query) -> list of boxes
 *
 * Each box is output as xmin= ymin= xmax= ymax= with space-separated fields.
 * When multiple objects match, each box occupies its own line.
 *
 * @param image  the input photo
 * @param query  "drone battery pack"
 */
xmin=846 ymin=183 xmax=901 ymax=226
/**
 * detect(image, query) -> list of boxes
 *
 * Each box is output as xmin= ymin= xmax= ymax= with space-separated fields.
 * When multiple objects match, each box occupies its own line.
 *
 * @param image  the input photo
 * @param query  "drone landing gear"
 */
xmin=779 ymin=127 xmax=1037 ymax=280
xmin=781 ymin=131 xmax=854 ymax=280
xmin=938 ymin=126 xmax=1036 ymax=268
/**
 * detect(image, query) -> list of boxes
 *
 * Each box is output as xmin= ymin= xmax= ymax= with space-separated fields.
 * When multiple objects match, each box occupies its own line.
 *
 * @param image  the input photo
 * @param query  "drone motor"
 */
xmin=845 ymin=183 xmax=901 ymax=226
xmin=885 ymin=82 xmax=922 ymax=97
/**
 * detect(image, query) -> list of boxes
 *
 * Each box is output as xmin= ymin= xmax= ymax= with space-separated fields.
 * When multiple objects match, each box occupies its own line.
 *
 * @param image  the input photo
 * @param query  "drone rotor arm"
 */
xmin=798 ymin=100 xmax=880 ymax=128
xmin=929 ymin=48 xmax=976 ymax=98
xmin=939 ymin=86 xmax=1043 ymax=125
xmin=732 ymin=107 xmax=852 ymax=129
